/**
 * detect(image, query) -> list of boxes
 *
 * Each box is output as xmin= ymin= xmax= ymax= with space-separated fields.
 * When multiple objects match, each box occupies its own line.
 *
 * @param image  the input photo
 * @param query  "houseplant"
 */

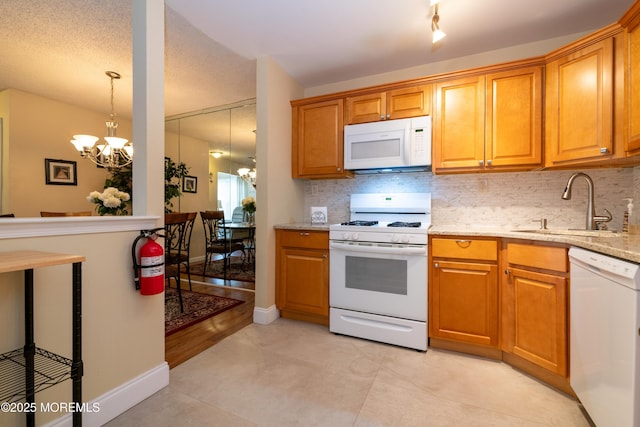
xmin=165 ymin=157 xmax=190 ymax=213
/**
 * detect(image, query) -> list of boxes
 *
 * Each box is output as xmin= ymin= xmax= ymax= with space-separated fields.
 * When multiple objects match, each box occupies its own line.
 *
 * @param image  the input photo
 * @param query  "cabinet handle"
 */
xmin=486 ymin=160 xmax=492 ymax=166
xmin=337 ymin=167 xmax=342 ymax=172
xmin=455 ymin=240 xmax=471 ymax=248
xmin=505 ymin=269 xmax=511 ymax=276
xmin=299 ymin=232 xmax=310 ymax=236
xmin=380 ymin=115 xmax=385 ymax=120
xmin=386 ymin=114 xmax=391 ymax=119
xmin=478 ymin=160 xmax=484 ymax=166
xmin=434 ymin=262 xmax=439 ymax=268
xmin=323 ymin=253 xmax=328 ymax=258
xmin=600 ymin=147 xmax=609 ymax=154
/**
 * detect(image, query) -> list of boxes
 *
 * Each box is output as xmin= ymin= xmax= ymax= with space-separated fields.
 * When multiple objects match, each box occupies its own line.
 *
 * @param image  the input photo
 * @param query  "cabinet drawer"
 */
xmin=277 ymin=229 xmax=328 ymax=250
xmin=507 ymin=243 xmax=567 ymax=272
xmin=431 ymin=238 xmax=497 ymax=261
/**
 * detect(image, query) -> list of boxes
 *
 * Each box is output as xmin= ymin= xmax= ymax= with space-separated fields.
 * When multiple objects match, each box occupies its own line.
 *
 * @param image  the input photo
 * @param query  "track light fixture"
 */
xmin=431 ymin=3 xmax=446 ymax=44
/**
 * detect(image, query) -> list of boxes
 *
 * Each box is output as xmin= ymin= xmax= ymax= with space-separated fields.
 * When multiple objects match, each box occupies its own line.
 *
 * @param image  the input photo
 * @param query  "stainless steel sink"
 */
xmin=511 ymin=229 xmax=620 ymax=238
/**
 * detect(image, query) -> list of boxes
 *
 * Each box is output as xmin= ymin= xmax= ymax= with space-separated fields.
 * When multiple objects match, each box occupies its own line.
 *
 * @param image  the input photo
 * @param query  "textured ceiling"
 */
xmin=0 ymin=0 xmax=636 ymax=119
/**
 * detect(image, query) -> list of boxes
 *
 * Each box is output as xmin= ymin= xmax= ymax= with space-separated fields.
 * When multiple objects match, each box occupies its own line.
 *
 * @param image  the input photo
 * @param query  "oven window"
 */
xmin=345 ymin=256 xmax=407 ymax=295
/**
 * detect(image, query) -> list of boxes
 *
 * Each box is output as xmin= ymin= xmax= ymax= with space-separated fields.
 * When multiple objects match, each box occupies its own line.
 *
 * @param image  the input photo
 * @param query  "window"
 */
xmin=217 ymin=172 xmax=255 ymax=220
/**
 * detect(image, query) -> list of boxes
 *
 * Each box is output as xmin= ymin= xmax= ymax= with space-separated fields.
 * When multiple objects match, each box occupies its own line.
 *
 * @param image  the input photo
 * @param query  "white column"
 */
xmin=132 ymin=0 xmax=164 ymax=217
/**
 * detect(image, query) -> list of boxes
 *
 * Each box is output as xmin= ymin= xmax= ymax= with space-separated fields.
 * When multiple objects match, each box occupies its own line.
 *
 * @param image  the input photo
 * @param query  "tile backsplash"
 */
xmin=304 ymin=167 xmax=640 ymax=231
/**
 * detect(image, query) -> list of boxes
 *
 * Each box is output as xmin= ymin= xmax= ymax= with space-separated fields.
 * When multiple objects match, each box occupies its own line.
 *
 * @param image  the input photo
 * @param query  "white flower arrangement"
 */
xmin=241 ymin=196 xmax=256 ymax=214
xmin=87 ymin=187 xmax=130 ymax=216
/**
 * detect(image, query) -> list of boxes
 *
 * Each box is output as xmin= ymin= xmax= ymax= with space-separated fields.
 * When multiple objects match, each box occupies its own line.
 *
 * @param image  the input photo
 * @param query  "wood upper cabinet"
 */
xmin=292 ymin=98 xmax=352 ymax=179
xmin=276 ymin=229 xmax=329 ymax=325
xmin=623 ymin=4 xmax=640 ymax=155
xmin=486 ymin=66 xmax=543 ymax=168
xmin=432 ymin=75 xmax=486 ymax=171
xmin=432 ymin=65 xmax=543 ymax=173
xmin=429 ymin=237 xmax=499 ymax=349
xmin=502 ymin=242 xmax=569 ymax=378
xmin=545 ymin=38 xmax=614 ymax=166
xmin=345 ymin=85 xmax=432 ymax=124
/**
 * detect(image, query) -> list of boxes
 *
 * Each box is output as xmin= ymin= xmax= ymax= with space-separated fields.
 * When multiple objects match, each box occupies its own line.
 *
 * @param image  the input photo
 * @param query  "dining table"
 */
xmin=220 ymin=222 xmax=256 ymax=264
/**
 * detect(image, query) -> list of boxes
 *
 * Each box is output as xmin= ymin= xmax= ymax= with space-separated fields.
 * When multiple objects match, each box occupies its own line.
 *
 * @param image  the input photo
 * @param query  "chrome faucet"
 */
xmin=561 ymin=172 xmax=612 ymax=230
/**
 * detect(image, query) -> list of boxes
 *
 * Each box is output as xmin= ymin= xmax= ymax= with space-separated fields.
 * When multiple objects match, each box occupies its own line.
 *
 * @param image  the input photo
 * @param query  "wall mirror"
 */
xmin=164 ymin=99 xmax=256 ymax=220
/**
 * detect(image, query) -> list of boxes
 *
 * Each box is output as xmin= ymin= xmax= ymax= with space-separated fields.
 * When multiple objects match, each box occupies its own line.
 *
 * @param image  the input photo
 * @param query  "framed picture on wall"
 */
xmin=45 ymin=159 xmax=77 ymax=185
xmin=183 ymin=176 xmax=197 ymax=193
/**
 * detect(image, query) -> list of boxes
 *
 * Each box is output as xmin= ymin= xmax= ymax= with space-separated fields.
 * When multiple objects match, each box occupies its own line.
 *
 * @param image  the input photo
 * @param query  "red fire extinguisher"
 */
xmin=132 ymin=229 xmax=164 ymax=295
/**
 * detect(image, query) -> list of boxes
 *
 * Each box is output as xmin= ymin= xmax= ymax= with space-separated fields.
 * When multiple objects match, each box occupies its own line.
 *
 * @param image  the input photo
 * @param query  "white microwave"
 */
xmin=344 ymin=115 xmax=431 ymax=172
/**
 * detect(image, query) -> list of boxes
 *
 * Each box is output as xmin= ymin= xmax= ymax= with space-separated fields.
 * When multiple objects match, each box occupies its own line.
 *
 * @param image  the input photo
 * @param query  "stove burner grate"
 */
xmin=340 ymin=220 xmax=379 ymax=226
xmin=387 ymin=221 xmax=422 ymax=228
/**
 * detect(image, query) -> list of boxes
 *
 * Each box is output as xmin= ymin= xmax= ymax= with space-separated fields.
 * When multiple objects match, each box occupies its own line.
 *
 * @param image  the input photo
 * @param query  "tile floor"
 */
xmin=106 ymin=318 xmax=590 ymax=426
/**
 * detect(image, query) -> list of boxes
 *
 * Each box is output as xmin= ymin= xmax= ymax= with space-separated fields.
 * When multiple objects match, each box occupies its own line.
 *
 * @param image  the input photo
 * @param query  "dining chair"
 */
xmin=200 ymin=211 xmax=245 ymax=281
xmin=177 ymin=212 xmax=197 ymax=291
xmin=164 ymin=212 xmax=190 ymax=312
xmin=40 ymin=211 xmax=92 ymax=217
xmin=230 ymin=206 xmax=251 ymax=242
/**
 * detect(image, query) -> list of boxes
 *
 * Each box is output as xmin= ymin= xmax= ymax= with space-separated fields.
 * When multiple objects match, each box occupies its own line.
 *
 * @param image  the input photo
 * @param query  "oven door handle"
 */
xmin=330 ymin=242 xmax=427 ymax=256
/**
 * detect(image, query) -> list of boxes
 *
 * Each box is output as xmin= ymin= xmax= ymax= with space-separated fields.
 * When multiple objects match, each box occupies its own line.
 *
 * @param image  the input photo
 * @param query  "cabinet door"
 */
xmin=626 ymin=14 xmax=640 ymax=154
xmin=505 ymin=267 xmax=567 ymax=376
xmin=345 ymin=85 xmax=431 ymax=124
xmin=277 ymin=247 xmax=329 ymax=317
xmin=486 ymin=67 xmax=543 ymax=168
xmin=432 ymin=76 xmax=485 ymax=172
xmin=545 ymin=38 xmax=614 ymax=165
xmin=346 ymin=92 xmax=386 ymax=124
xmin=386 ymin=85 xmax=432 ymax=120
xmin=430 ymin=259 xmax=499 ymax=347
xmin=292 ymin=99 xmax=348 ymax=178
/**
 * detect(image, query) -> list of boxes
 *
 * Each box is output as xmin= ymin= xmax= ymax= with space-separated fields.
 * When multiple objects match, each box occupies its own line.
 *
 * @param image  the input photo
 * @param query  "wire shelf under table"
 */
xmin=0 ymin=347 xmax=73 ymax=402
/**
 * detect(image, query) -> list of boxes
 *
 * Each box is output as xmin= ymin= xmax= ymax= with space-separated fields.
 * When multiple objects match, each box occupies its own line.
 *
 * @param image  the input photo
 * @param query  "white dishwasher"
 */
xmin=569 ymin=247 xmax=640 ymax=427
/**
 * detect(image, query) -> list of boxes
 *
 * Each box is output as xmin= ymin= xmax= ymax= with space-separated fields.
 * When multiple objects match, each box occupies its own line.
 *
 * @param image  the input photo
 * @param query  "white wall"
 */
xmin=254 ymin=56 xmax=304 ymax=315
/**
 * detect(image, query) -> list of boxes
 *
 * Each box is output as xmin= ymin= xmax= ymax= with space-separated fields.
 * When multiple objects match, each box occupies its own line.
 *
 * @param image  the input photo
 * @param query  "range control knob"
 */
xmin=391 ymin=234 xmax=400 ymax=243
xmin=343 ymin=232 xmax=351 ymax=240
xmin=352 ymin=232 xmax=360 ymax=241
xmin=401 ymin=235 xmax=410 ymax=243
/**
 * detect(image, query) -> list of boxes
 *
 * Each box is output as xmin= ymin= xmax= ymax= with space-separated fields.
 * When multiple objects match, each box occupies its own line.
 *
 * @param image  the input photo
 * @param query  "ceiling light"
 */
xmin=210 ymin=151 xmax=223 ymax=158
xmin=237 ymin=167 xmax=256 ymax=188
xmin=431 ymin=4 xmax=446 ymax=44
xmin=70 ymin=71 xmax=132 ymax=171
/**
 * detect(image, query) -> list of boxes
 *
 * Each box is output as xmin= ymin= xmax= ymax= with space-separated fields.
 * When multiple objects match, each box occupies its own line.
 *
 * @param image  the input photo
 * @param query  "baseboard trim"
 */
xmin=253 ymin=304 xmax=279 ymax=324
xmin=44 ymin=362 xmax=170 ymax=427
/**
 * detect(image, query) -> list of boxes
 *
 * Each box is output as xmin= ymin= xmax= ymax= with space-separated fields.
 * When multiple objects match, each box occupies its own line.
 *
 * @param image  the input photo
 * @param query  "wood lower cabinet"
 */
xmin=345 ymin=85 xmax=432 ymax=124
xmin=291 ymin=98 xmax=352 ymax=179
xmin=276 ymin=229 xmax=329 ymax=325
xmin=429 ymin=237 xmax=500 ymax=356
xmin=502 ymin=241 xmax=571 ymax=394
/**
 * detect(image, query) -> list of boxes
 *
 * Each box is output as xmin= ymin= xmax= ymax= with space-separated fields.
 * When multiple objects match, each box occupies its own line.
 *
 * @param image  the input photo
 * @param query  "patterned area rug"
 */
xmin=184 ymin=257 xmax=255 ymax=282
xmin=165 ymin=287 xmax=244 ymax=336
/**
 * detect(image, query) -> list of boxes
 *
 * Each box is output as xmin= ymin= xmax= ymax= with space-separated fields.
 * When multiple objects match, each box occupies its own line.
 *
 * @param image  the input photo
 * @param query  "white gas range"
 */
xmin=329 ymin=193 xmax=431 ymax=351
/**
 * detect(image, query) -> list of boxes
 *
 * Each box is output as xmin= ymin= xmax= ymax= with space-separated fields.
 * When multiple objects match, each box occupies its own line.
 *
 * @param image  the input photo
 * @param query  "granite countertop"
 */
xmin=273 ymin=223 xmax=640 ymax=263
xmin=429 ymin=226 xmax=640 ymax=264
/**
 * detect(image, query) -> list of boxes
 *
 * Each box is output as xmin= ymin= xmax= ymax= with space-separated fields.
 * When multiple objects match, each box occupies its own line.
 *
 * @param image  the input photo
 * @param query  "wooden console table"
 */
xmin=0 ymin=250 xmax=85 ymax=427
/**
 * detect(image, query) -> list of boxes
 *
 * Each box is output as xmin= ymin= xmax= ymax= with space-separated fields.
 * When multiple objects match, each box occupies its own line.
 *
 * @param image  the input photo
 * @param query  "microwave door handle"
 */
xmin=330 ymin=242 xmax=426 ymax=256
xmin=404 ymin=127 xmax=411 ymax=164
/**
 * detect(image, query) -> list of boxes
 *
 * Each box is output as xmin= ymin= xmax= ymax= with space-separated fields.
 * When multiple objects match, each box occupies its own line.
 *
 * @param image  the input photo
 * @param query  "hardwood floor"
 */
xmin=165 ymin=272 xmax=255 ymax=369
